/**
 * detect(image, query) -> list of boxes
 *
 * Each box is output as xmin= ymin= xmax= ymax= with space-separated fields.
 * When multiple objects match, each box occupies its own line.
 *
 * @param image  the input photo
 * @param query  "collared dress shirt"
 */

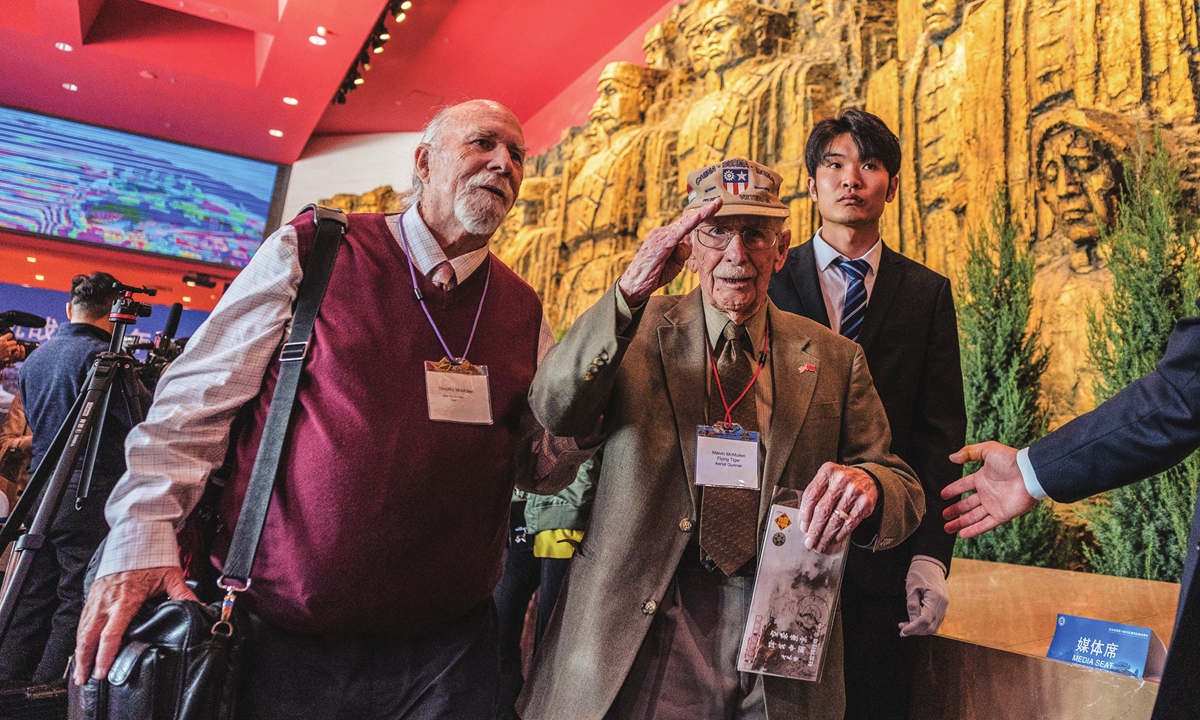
xmin=811 ymin=230 xmax=883 ymax=331
xmin=99 ymin=207 xmax=558 ymax=578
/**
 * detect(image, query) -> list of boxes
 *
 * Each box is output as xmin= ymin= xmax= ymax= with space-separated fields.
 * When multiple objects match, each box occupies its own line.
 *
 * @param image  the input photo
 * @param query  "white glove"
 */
xmin=897 ymin=555 xmax=948 ymax=637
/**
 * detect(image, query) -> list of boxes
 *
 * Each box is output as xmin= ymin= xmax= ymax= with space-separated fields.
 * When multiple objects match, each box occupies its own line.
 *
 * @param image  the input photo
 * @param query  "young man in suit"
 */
xmin=768 ymin=108 xmax=967 ymax=720
xmin=520 ymin=159 xmax=924 ymax=720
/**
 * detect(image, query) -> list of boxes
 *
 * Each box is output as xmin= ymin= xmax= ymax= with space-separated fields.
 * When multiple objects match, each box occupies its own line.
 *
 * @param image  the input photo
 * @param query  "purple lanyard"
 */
xmin=399 ymin=218 xmax=491 ymax=364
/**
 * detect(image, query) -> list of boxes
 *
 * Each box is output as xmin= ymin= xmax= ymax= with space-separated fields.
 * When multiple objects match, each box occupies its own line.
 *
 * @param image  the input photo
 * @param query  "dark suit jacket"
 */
xmin=1026 ymin=298 xmax=1200 ymax=719
xmin=519 ymin=285 xmax=924 ymax=719
xmin=769 ymin=240 xmax=967 ymax=597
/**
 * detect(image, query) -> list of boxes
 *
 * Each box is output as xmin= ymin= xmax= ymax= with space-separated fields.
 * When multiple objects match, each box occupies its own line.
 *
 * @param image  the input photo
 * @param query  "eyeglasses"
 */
xmin=694 ymin=224 xmax=781 ymax=251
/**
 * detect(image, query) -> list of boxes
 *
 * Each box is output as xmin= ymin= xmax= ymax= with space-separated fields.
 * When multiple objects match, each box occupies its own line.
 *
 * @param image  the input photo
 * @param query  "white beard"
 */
xmin=455 ymin=186 xmax=509 ymax=236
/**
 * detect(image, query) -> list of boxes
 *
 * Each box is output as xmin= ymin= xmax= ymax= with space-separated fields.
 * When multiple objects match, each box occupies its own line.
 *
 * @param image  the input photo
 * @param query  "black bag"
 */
xmin=67 ymin=206 xmax=347 ymax=720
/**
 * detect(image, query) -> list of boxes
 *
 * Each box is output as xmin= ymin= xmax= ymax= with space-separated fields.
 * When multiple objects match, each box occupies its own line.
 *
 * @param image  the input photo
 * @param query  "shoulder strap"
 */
xmin=219 ymin=204 xmax=347 ymax=589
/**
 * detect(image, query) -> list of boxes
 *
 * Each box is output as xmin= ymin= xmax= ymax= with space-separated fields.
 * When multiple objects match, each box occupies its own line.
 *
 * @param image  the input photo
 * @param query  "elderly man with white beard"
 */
xmin=71 ymin=100 xmax=588 ymax=720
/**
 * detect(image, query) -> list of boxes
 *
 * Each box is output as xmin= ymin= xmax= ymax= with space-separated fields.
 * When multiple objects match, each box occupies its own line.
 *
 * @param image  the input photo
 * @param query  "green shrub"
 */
xmin=954 ymin=189 xmax=1069 ymax=567
xmin=1081 ymin=132 xmax=1200 ymax=582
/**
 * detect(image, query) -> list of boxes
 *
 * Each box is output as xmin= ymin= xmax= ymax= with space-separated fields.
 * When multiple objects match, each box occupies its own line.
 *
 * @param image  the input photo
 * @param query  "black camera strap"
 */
xmin=219 ymin=204 xmax=347 ymax=589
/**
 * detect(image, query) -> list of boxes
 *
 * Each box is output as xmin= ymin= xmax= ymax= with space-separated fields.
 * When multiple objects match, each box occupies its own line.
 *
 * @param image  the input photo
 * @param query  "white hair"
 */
xmin=410 ymin=100 xmax=510 ymax=206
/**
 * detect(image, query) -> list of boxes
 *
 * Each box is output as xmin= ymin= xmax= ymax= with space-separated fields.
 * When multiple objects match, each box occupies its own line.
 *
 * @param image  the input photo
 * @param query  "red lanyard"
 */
xmin=706 ymin=319 xmax=770 ymax=428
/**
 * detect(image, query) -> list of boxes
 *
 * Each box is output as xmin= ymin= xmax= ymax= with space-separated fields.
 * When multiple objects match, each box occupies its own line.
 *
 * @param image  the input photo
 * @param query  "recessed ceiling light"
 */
xmin=62 ymin=83 xmax=78 ymax=91
xmin=269 ymin=129 xmax=284 ymax=137
xmin=182 ymin=296 xmax=192 ymax=302
xmin=283 ymin=96 xmax=299 ymax=105
xmin=401 ymin=1 xmax=412 ymax=9
xmin=26 ymin=256 xmax=35 ymax=263
xmin=55 ymin=42 xmax=73 ymax=52
xmin=317 ymin=26 xmax=327 ymax=36
xmin=309 ymin=35 xmax=327 ymax=46
xmin=34 ymin=274 xmax=45 ymax=281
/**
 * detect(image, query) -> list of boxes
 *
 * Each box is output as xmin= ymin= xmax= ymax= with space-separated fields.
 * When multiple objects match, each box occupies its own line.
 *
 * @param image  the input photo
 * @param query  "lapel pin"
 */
xmin=799 ymin=363 xmax=816 ymax=374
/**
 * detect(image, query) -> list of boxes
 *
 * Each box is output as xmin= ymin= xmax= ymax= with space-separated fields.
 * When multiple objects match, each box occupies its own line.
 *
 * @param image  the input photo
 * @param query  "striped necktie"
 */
xmin=834 ymin=258 xmax=872 ymax=342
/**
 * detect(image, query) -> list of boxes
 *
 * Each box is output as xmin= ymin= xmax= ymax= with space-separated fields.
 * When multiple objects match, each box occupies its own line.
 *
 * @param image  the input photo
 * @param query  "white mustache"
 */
xmin=465 ymin=174 xmax=513 ymax=204
xmin=714 ymin=270 xmax=756 ymax=281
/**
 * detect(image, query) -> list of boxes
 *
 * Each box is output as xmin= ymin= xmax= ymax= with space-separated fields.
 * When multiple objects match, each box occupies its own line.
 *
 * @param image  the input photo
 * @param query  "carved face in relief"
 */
xmin=809 ymin=0 xmax=831 ymax=36
xmin=644 ymin=22 xmax=676 ymax=70
xmin=589 ymin=78 xmax=648 ymax=134
xmin=685 ymin=0 xmax=757 ymax=78
xmin=922 ymin=0 xmax=964 ymax=42
xmin=1038 ymin=125 xmax=1119 ymax=253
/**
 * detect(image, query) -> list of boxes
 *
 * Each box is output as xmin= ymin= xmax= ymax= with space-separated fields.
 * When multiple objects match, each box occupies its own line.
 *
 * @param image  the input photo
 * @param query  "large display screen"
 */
xmin=0 ymin=105 xmax=286 ymax=267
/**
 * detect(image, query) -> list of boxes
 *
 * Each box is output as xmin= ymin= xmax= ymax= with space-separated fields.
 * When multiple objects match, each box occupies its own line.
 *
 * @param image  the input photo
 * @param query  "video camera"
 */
xmin=124 ymin=301 xmax=186 ymax=388
xmin=0 ymin=310 xmax=46 ymax=357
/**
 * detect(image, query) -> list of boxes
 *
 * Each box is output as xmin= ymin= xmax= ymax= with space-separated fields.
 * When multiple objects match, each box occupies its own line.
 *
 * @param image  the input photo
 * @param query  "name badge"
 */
xmin=425 ymin=359 xmax=493 ymax=425
xmin=695 ymin=424 xmax=759 ymax=488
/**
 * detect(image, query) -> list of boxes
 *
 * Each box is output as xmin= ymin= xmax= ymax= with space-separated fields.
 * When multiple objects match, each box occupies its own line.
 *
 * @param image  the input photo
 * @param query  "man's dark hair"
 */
xmin=70 ymin=272 xmax=121 ymax=320
xmin=804 ymin=108 xmax=902 ymax=179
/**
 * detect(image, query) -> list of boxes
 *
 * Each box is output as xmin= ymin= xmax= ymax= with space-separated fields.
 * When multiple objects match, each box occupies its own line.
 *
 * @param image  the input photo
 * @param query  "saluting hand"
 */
xmin=617 ymin=199 xmax=722 ymax=307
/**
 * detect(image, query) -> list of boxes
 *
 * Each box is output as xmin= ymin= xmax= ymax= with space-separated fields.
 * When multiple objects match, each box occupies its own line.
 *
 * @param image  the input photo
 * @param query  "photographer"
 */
xmin=0 ymin=272 xmax=150 ymax=683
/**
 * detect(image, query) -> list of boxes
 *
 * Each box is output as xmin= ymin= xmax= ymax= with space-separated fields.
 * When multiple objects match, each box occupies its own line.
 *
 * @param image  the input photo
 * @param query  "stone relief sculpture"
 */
xmin=326 ymin=0 xmax=1200 ymax=423
xmin=556 ymin=62 xmax=671 ymax=326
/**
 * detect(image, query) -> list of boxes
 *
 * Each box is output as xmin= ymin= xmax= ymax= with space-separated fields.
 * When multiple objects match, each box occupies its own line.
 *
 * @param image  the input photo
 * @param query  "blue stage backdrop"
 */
xmin=0 ymin=105 xmax=282 ymax=267
xmin=0 ymin=281 xmax=210 ymax=350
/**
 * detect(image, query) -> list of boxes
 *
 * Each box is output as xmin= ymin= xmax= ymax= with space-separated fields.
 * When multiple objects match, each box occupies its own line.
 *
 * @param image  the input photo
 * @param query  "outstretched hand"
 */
xmin=617 ymin=199 xmax=722 ymax=307
xmin=941 ymin=441 xmax=1039 ymax=538
xmin=73 ymin=566 xmax=198 ymax=685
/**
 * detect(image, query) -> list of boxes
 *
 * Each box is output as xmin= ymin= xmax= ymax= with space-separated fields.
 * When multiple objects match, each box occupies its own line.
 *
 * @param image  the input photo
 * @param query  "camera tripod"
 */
xmin=0 ymin=284 xmax=157 ymax=645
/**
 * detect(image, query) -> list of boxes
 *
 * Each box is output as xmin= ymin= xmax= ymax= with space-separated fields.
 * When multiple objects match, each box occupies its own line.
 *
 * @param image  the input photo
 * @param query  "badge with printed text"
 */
xmin=425 ymin=358 xmax=493 ymax=425
xmin=695 ymin=423 xmax=760 ymax=488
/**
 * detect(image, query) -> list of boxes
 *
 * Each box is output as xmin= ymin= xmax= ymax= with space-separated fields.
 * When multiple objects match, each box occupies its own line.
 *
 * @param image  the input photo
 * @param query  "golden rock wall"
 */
xmin=335 ymin=0 xmax=1200 ymax=426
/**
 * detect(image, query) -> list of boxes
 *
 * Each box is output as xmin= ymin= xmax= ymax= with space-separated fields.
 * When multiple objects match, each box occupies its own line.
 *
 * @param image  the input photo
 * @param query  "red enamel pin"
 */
xmin=799 ymin=363 xmax=816 ymax=373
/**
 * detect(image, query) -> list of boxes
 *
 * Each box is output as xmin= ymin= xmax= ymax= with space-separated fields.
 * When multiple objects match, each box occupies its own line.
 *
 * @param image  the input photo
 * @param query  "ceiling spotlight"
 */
xmin=373 ymin=46 xmax=384 ymax=54
xmin=309 ymin=35 xmax=327 ymax=45
xmin=62 ymin=83 xmax=78 ymax=91
xmin=34 ymin=274 xmax=45 ymax=281
xmin=283 ymin=96 xmax=299 ymax=105
xmin=379 ymin=31 xmax=391 ymax=40
xmin=182 ymin=273 xmax=217 ymax=288
xmin=55 ymin=42 xmax=73 ymax=52
xmin=26 ymin=256 xmax=35 ymax=263
xmin=402 ymin=1 xmax=412 ymax=9
xmin=395 ymin=12 xmax=406 ymax=22
xmin=353 ymin=77 xmax=364 ymax=85
xmin=317 ymin=26 xmax=327 ymax=36
xmin=182 ymin=296 xmax=192 ymax=303
xmin=269 ymin=129 xmax=284 ymax=137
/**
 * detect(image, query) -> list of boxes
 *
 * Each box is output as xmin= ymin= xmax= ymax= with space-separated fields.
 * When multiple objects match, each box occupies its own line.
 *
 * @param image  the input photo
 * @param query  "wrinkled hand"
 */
xmin=942 ymin=442 xmax=1038 ymax=538
xmin=798 ymin=462 xmax=878 ymax=553
xmin=898 ymin=556 xmax=948 ymax=637
xmin=73 ymin=567 xmax=198 ymax=685
xmin=0 ymin=333 xmax=23 ymax=367
xmin=617 ymin=199 xmax=722 ymax=306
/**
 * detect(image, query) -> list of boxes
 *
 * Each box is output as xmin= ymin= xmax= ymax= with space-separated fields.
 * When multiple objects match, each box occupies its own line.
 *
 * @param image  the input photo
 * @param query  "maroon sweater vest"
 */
xmin=214 ymin=211 xmax=543 ymax=635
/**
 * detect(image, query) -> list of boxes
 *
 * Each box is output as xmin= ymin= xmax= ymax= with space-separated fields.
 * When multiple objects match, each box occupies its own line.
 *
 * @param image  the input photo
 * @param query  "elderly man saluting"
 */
xmin=519 ymin=159 xmax=924 ymax=720
xmin=71 ymin=100 xmax=585 ymax=720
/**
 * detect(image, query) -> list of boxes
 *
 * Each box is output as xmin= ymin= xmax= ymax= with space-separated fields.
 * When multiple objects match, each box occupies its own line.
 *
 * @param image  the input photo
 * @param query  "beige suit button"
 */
xmin=583 ymin=372 xmax=594 ymax=381
xmin=679 ymin=518 xmax=693 ymax=532
xmin=641 ymin=599 xmax=657 ymax=615
xmin=599 ymin=350 xmax=609 ymax=361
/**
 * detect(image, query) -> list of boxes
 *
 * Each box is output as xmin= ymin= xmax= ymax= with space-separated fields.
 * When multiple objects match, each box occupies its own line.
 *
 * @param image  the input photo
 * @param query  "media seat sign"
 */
xmin=1046 ymin=614 xmax=1166 ymax=680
